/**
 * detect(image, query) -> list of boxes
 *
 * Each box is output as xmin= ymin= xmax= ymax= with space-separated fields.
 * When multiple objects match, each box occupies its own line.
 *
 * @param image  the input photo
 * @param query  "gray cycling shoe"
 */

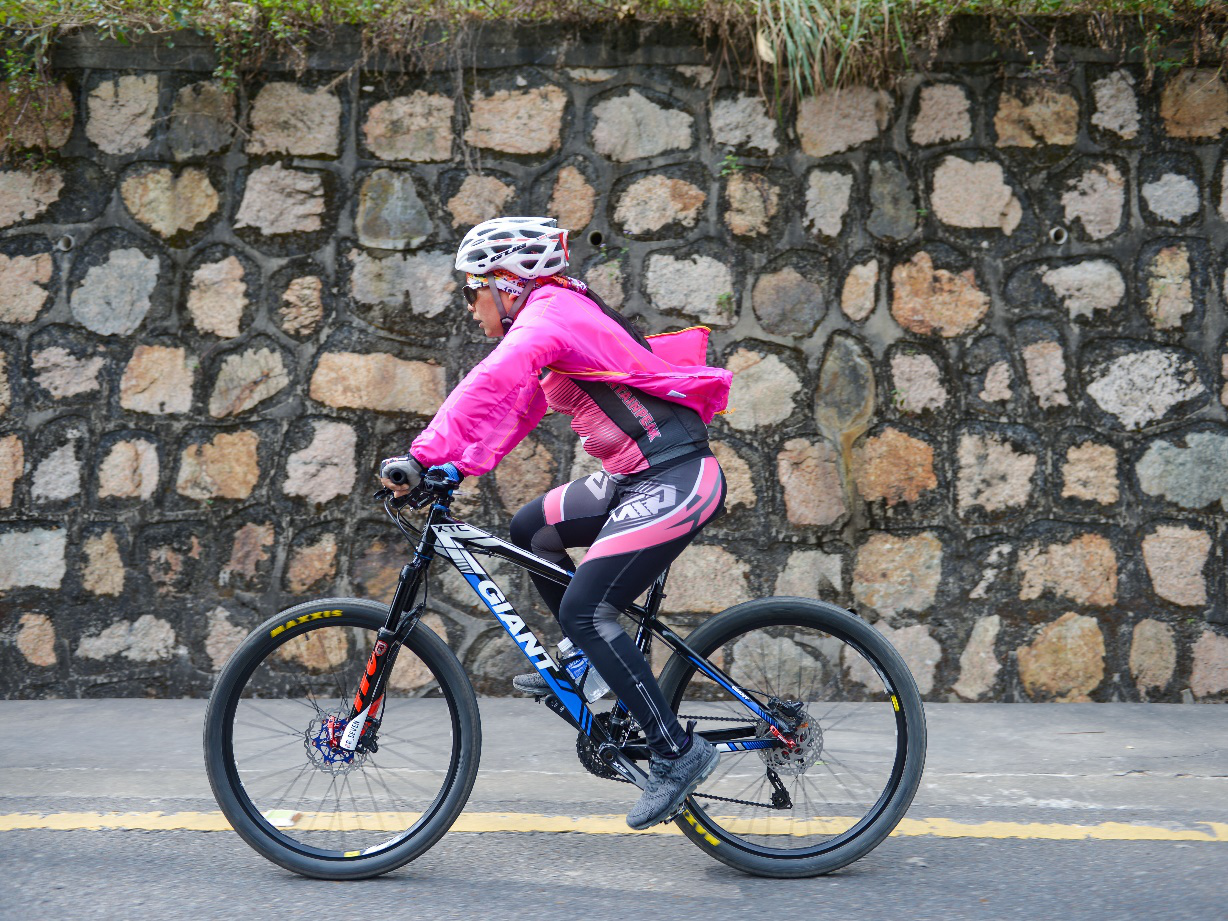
xmin=626 ymin=735 xmax=720 ymax=830
xmin=512 ymin=671 xmax=550 ymax=695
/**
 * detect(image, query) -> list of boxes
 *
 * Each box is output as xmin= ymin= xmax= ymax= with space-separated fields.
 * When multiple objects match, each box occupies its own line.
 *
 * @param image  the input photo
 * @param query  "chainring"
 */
xmin=575 ymin=712 xmax=634 ymax=781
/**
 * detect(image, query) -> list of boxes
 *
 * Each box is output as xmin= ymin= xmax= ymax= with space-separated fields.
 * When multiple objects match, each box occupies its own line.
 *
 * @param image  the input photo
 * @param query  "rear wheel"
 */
xmin=204 ymin=597 xmax=480 ymax=879
xmin=657 ymin=597 xmax=926 ymax=878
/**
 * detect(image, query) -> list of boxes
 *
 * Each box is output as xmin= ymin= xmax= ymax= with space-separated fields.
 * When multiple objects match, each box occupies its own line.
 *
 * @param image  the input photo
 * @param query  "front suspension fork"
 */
xmin=340 ymin=562 xmax=425 ymax=751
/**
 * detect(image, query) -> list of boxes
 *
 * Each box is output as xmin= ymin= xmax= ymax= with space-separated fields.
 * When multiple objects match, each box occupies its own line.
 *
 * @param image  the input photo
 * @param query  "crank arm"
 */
xmin=541 ymin=694 xmax=650 ymax=788
xmin=599 ymin=744 xmax=649 ymax=789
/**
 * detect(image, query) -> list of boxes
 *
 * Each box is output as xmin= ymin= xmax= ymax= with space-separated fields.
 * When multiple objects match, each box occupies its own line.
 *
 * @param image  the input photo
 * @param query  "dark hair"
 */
xmin=582 ymin=287 xmax=653 ymax=352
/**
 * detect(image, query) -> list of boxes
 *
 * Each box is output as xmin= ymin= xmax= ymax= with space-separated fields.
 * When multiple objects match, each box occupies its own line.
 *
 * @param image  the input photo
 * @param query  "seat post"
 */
xmin=643 ymin=565 xmax=670 ymax=621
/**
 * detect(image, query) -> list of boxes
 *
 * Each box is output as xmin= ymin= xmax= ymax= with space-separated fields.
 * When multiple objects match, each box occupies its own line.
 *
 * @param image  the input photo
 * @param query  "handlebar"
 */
xmin=373 ymin=467 xmax=459 ymax=511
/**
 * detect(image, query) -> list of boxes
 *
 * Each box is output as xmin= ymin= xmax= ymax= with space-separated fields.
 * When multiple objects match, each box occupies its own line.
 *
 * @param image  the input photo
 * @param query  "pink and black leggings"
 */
xmin=509 ymin=452 xmax=727 ymax=757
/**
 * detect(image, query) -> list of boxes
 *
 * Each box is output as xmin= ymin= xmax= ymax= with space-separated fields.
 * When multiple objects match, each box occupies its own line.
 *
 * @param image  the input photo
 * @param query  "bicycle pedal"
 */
xmin=665 ymin=803 xmax=690 ymax=823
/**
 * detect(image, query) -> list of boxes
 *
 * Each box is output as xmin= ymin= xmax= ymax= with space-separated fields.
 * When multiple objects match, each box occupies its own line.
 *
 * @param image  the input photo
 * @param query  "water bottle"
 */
xmin=557 ymin=637 xmax=611 ymax=702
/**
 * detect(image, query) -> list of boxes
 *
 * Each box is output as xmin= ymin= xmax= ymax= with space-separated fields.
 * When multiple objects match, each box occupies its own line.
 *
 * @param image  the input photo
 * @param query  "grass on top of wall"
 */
xmin=4 ymin=1 xmax=1228 ymax=86
xmin=2 ymin=0 xmax=1228 ymax=156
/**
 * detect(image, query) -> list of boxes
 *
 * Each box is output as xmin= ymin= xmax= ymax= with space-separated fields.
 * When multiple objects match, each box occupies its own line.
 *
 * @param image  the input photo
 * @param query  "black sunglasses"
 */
xmin=462 ymin=284 xmax=482 ymax=306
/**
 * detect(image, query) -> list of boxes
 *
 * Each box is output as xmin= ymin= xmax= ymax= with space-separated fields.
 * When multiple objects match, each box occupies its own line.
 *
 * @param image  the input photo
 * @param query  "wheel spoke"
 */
xmin=240 ymin=704 xmax=309 ymax=738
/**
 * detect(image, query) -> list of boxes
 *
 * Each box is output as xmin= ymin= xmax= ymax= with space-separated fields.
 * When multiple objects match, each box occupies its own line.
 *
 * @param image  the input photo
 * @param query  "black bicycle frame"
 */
xmin=345 ymin=493 xmax=789 ymax=788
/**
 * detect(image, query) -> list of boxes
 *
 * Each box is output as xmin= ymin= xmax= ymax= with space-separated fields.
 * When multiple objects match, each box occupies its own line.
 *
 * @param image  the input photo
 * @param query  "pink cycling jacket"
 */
xmin=411 ymin=285 xmax=732 ymax=477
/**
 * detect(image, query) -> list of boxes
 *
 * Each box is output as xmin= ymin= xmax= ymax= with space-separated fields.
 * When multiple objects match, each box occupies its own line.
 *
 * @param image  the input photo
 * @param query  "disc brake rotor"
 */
xmin=304 ymin=712 xmax=368 ymax=776
xmin=756 ymin=708 xmax=824 ymax=776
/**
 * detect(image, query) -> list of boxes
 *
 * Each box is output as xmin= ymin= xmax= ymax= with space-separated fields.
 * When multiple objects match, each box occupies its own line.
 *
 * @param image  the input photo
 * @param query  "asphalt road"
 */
xmin=2 ymin=700 xmax=1226 ymax=921
xmin=6 ymin=829 xmax=1224 ymax=921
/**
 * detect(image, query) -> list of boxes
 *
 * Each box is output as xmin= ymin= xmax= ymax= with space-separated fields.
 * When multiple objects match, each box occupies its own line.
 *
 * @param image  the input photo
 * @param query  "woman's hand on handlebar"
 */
xmin=378 ymin=454 xmax=424 ymax=497
xmin=376 ymin=456 xmax=464 ymax=503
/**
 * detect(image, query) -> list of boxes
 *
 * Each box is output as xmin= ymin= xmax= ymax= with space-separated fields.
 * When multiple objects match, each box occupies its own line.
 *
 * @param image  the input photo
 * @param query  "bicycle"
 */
xmin=204 ymin=469 xmax=927 ymax=880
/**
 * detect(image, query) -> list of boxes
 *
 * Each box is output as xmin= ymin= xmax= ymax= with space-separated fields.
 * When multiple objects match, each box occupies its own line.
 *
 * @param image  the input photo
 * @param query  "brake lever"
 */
xmin=374 ymin=487 xmax=417 ymax=511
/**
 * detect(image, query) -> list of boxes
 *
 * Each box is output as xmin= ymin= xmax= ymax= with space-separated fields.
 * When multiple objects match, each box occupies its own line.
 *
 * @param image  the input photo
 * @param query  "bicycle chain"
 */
xmin=693 ymin=790 xmax=785 ymax=809
xmin=596 ymin=715 xmax=784 ymax=810
xmin=599 ymin=769 xmax=783 ymax=810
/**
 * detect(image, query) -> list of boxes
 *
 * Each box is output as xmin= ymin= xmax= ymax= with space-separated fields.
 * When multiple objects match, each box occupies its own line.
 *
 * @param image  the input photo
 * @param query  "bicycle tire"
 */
xmin=204 ymin=597 xmax=481 ymax=880
xmin=657 ymin=597 xmax=926 ymax=878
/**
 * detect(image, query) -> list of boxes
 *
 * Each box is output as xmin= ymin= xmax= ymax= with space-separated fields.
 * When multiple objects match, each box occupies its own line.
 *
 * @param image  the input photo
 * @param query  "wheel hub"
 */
xmin=757 ymin=705 xmax=824 ymax=776
xmin=304 ymin=712 xmax=368 ymax=775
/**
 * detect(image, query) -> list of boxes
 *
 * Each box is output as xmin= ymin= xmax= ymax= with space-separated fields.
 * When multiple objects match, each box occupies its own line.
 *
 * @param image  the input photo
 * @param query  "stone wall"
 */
xmin=3 ymin=29 xmax=1228 ymax=701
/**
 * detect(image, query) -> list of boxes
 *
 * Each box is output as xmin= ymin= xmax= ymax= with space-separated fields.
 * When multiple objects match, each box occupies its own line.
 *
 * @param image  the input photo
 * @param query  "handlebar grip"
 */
xmin=381 ymin=459 xmax=421 ymax=488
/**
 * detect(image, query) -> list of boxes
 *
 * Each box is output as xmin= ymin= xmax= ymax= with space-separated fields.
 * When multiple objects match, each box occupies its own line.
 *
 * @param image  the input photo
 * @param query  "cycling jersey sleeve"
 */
xmin=410 ymin=302 xmax=563 ymax=476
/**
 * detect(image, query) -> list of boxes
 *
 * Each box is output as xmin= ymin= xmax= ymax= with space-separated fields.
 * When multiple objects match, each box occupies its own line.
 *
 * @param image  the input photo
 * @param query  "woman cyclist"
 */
xmin=378 ymin=216 xmax=732 ymax=830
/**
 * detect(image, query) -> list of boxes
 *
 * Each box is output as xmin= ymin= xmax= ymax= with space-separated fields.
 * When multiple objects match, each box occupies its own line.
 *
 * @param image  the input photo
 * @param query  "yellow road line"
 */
xmin=0 ymin=811 xmax=1226 ymax=842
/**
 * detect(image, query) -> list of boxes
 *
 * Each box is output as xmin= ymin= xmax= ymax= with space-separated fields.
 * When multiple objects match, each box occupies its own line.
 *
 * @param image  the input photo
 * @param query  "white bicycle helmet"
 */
xmin=455 ymin=216 xmax=569 ymax=278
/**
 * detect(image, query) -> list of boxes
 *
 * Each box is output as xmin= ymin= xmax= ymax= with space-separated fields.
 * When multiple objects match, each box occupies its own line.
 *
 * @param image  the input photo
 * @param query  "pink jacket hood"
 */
xmin=412 ymin=286 xmax=732 ymax=476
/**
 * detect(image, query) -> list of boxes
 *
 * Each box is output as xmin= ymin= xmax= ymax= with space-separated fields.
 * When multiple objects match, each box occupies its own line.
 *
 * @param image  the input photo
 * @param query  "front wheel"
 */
xmin=204 ymin=597 xmax=481 ymax=880
xmin=658 ymin=597 xmax=927 ymax=878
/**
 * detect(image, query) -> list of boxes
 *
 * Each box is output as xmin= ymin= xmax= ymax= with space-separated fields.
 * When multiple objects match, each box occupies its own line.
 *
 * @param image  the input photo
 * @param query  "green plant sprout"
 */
xmin=719 ymin=152 xmax=743 ymax=177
